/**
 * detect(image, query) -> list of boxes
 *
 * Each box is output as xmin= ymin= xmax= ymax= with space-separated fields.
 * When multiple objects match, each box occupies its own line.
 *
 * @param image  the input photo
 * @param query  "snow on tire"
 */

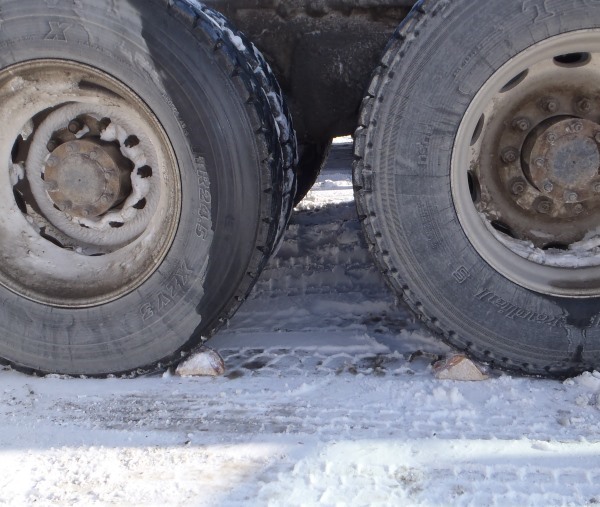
xmin=355 ymin=0 xmax=600 ymax=378
xmin=0 ymin=0 xmax=295 ymax=376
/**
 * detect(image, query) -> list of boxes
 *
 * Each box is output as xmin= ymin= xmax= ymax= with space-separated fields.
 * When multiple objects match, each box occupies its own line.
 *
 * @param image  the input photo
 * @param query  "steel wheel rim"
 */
xmin=0 ymin=60 xmax=181 ymax=307
xmin=452 ymin=30 xmax=600 ymax=298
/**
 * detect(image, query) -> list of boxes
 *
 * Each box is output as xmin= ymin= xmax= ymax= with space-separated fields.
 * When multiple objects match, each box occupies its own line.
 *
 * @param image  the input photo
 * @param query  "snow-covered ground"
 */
xmin=2 ymin=141 xmax=600 ymax=506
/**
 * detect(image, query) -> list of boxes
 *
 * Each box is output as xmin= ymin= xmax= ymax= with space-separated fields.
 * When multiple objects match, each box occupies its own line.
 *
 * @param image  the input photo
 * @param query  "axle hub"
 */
xmin=527 ymin=117 xmax=600 ymax=206
xmin=44 ymin=139 xmax=132 ymax=218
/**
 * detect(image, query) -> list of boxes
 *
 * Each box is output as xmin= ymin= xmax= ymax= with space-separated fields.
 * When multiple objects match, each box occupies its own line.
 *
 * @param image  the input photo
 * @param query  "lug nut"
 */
xmin=594 ymin=182 xmax=600 ymax=193
xmin=577 ymin=98 xmax=592 ymax=113
xmin=89 ymin=151 xmax=98 ymax=160
xmin=535 ymin=157 xmax=546 ymax=168
xmin=47 ymin=140 xmax=57 ymax=152
xmin=68 ymin=119 xmax=83 ymax=134
xmin=546 ymin=132 xmax=557 ymax=144
xmin=511 ymin=179 xmax=526 ymax=195
xmin=574 ymin=204 xmax=584 ymax=215
xmin=542 ymin=97 xmax=558 ymax=113
xmin=571 ymin=120 xmax=584 ymax=133
xmin=46 ymin=156 xmax=58 ymax=167
xmin=542 ymin=180 xmax=554 ymax=193
xmin=512 ymin=117 xmax=531 ymax=132
xmin=536 ymin=199 xmax=553 ymax=214
xmin=501 ymin=148 xmax=518 ymax=164
xmin=566 ymin=191 xmax=578 ymax=203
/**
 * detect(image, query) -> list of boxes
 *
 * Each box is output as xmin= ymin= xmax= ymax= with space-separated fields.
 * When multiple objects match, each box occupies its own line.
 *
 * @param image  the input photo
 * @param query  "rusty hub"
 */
xmin=474 ymin=83 xmax=600 ymax=248
xmin=526 ymin=117 xmax=600 ymax=212
xmin=44 ymin=139 xmax=132 ymax=218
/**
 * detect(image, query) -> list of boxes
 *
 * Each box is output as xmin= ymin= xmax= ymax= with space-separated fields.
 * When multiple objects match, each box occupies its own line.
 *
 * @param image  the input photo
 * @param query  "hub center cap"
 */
xmin=44 ymin=139 xmax=131 ymax=217
xmin=529 ymin=118 xmax=600 ymax=202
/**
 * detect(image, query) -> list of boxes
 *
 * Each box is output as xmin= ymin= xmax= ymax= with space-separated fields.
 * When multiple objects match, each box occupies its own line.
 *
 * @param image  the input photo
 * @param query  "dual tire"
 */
xmin=0 ymin=0 xmax=295 ymax=375
xmin=356 ymin=0 xmax=600 ymax=377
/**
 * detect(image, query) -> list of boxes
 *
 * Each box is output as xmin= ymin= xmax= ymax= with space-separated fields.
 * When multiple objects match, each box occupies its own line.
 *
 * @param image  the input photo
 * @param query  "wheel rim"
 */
xmin=0 ymin=60 xmax=181 ymax=307
xmin=453 ymin=30 xmax=600 ymax=297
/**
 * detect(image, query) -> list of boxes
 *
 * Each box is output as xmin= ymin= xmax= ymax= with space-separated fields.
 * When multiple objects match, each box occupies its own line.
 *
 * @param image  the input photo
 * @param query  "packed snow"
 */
xmin=1 ymin=141 xmax=600 ymax=506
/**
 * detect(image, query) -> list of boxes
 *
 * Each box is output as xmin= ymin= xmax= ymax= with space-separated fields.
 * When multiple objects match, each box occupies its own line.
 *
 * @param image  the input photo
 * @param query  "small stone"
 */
xmin=175 ymin=347 xmax=226 ymax=377
xmin=433 ymin=354 xmax=489 ymax=381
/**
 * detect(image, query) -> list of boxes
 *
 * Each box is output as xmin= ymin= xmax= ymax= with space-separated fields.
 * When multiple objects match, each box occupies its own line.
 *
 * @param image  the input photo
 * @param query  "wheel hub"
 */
xmin=45 ymin=139 xmax=132 ymax=218
xmin=527 ymin=118 xmax=600 ymax=210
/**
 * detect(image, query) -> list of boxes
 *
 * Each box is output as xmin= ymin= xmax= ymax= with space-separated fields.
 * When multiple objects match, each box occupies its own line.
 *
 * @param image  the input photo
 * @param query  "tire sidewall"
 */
xmin=368 ymin=0 xmax=600 ymax=373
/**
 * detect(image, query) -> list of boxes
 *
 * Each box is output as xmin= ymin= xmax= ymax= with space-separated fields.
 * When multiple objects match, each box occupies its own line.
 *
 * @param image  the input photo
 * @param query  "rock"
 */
xmin=433 ymin=354 xmax=489 ymax=381
xmin=175 ymin=347 xmax=226 ymax=377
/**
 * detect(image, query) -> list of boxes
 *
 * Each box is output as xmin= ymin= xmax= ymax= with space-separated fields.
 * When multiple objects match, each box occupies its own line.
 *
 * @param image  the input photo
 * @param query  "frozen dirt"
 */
xmin=2 ymin=140 xmax=600 ymax=506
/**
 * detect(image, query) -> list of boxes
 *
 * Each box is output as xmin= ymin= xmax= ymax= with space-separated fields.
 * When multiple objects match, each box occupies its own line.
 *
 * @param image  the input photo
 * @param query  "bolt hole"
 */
xmin=133 ymin=198 xmax=147 ymax=210
xmin=98 ymin=117 xmax=112 ymax=131
xmin=11 ymin=136 xmax=22 ymax=163
xmin=499 ymin=69 xmax=528 ymax=93
xmin=491 ymin=220 xmax=515 ymax=238
xmin=124 ymin=135 xmax=140 ymax=148
xmin=542 ymin=242 xmax=569 ymax=251
xmin=39 ymin=227 xmax=64 ymax=248
xmin=468 ymin=171 xmax=481 ymax=204
xmin=470 ymin=115 xmax=484 ymax=146
xmin=109 ymin=221 xmax=124 ymax=228
xmin=13 ymin=189 xmax=27 ymax=214
xmin=553 ymin=52 xmax=591 ymax=67
xmin=137 ymin=165 xmax=152 ymax=178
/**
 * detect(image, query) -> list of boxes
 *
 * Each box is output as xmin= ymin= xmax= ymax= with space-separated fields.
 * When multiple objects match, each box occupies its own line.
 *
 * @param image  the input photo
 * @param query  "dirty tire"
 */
xmin=355 ymin=0 xmax=600 ymax=378
xmin=294 ymin=141 xmax=331 ymax=205
xmin=0 ymin=0 xmax=295 ymax=376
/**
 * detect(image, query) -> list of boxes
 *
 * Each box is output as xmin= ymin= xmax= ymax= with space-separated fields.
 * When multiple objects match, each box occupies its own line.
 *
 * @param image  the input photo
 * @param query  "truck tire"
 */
xmin=294 ymin=141 xmax=331 ymax=205
xmin=0 ymin=0 xmax=295 ymax=376
xmin=355 ymin=0 xmax=600 ymax=378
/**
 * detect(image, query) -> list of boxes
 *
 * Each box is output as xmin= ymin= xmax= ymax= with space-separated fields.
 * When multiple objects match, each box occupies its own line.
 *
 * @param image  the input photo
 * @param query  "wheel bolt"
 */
xmin=89 ymin=151 xmax=98 ymax=160
xmin=536 ymin=199 xmax=553 ymax=214
xmin=594 ymin=182 xmax=600 ymax=193
xmin=574 ymin=204 xmax=584 ymax=215
xmin=46 ymin=156 xmax=58 ymax=167
xmin=68 ymin=120 xmax=83 ymax=134
xmin=546 ymin=132 xmax=557 ymax=144
xmin=542 ymin=98 xmax=558 ymax=113
xmin=501 ymin=148 xmax=518 ymax=164
xmin=511 ymin=179 xmax=526 ymax=195
xmin=571 ymin=120 xmax=584 ymax=133
xmin=542 ymin=180 xmax=554 ymax=193
xmin=535 ymin=157 xmax=546 ymax=168
xmin=512 ymin=117 xmax=531 ymax=132
xmin=566 ymin=191 xmax=578 ymax=203
xmin=577 ymin=98 xmax=592 ymax=113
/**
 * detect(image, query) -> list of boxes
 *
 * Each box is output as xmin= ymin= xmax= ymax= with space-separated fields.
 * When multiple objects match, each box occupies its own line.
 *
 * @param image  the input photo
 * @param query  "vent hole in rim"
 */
xmin=553 ymin=52 xmax=591 ymax=67
xmin=491 ymin=220 xmax=515 ymax=238
xmin=499 ymin=69 xmax=528 ymax=93
xmin=471 ymin=114 xmax=485 ymax=146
